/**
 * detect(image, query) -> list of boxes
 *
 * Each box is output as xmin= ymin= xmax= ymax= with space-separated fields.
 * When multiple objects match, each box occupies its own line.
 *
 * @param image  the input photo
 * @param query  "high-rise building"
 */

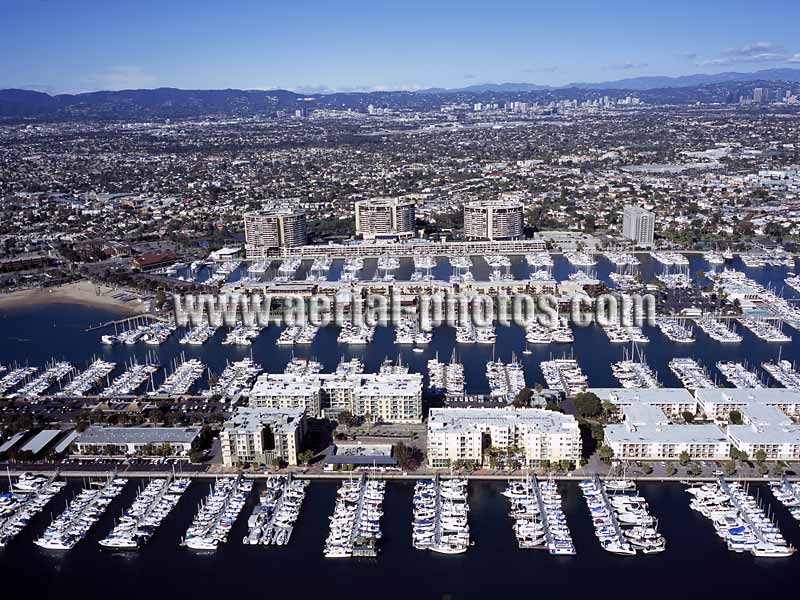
xmin=244 ymin=205 xmax=307 ymax=258
xmin=463 ymin=197 xmax=524 ymax=241
xmin=622 ymin=205 xmax=655 ymax=247
xmin=354 ymin=197 xmax=416 ymax=240
xmin=753 ymin=87 xmax=768 ymax=104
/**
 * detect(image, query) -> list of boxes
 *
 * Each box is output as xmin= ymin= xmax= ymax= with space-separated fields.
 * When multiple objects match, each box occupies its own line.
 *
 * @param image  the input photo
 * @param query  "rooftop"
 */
xmin=428 ymin=407 xmax=579 ymax=434
xmin=590 ymin=387 xmax=696 ymax=406
xmin=77 ymin=426 xmax=201 ymax=445
xmin=224 ymin=406 xmax=305 ymax=434
xmin=605 ymin=423 xmax=729 ymax=445
xmin=20 ymin=429 xmax=62 ymax=454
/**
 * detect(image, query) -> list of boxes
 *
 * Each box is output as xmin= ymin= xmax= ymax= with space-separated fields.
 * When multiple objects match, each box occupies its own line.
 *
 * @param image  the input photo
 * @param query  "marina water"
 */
xmin=1 ymin=479 xmax=799 ymax=599
xmin=3 ymin=253 xmax=800 ymax=597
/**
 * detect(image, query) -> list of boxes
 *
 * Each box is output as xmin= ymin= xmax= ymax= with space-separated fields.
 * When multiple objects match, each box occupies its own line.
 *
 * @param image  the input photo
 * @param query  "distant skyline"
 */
xmin=2 ymin=0 xmax=800 ymax=94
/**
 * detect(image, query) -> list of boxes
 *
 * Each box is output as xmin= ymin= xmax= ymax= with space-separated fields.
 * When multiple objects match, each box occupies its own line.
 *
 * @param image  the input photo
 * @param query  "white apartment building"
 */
xmin=695 ymin=388 xmax=800 ymax=421
xmin=603 ymin=404 xmax=730 ymax=461
xmin=249 ymin=375 xmax=322 ymax=416
xmin=696 ymin=389 xmax=800 ymax=461
xmin=727 ymin=403 xmax=800 ymax=462
xmin=354 ymin=197 xmax=416 ymax=240
xmin=622 ymin=205 xmax=655 ymax=247
xmin=463 ymin=197 xmax=524 ymax=241
xmin=590 ymin=388 xmax=698 ymax=420
xmin=250 ymin=372 xmax=423 ymax=423
xmin=353 ymin=375 xmax=423 ymax=423
xmin=426 ymin=407 xmax=582 ymax=468
xmin=244 ymin=205 xmax=307 ymax=258
xmin=220 ymin=406 xmax=306 ymax=467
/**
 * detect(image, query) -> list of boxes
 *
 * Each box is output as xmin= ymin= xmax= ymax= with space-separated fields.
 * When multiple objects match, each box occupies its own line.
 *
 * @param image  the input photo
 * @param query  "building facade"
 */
xmin=249 ymin=372 xmax=423 ymax=423
xmin=426 ymin=407 xmax=581 ymax=468
xmin=463 ymin=198 xmax=524 ymax=241
xmin=244 ymin=206 xmax=307 ymax=258
xmin=354 ymin=197 xmax=416 ymax=240
xmin=622 ymin=205 xmax=655 ymax=247
xmin=220 ymin=407 xmax=306 ymax=467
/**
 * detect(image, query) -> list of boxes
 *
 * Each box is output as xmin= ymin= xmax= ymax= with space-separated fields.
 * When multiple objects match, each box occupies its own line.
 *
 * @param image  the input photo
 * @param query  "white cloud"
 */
xmin=701 ymin=42 xmax=798 ymax=66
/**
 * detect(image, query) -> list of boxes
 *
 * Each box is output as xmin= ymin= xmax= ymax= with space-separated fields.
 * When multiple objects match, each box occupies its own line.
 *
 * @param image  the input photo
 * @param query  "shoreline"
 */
xmin=4 ymin=468 xmax=795 ymax=483
xmin=0 ymin=280 xmax=147 ymax=316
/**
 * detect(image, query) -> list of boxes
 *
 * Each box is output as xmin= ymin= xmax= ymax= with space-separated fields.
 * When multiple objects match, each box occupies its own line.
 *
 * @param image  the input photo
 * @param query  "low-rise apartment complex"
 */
xmin=220 ymin=406 xmax=306 ymax=467
xmin=426 ymin=407 xmax=581 ymax=468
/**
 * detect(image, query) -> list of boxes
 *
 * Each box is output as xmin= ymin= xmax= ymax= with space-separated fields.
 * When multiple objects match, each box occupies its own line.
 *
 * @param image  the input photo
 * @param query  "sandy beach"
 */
xmin=0 ymin=280 xmax=148 ymax=315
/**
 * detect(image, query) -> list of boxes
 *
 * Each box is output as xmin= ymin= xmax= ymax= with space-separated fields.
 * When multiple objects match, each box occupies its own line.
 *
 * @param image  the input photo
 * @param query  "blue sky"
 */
xmin=2 ymin=0 xmax=800 ymax=94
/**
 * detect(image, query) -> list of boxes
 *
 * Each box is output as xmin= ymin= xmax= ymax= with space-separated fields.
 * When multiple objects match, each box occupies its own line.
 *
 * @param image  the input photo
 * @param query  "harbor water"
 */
xmin=2 ymin=253 xmax=800 ymax=394
xmin=0 ymin=479 xmax=799 ymax=599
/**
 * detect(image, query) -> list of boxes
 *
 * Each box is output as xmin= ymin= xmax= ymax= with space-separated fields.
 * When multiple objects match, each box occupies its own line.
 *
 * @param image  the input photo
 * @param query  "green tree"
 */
xmin=641 ymin=462 xmax=653 ymax=475
xmin=679 ymin=451 xmax=690 ymax=466
xmin=754 ymin=449 xmax=767 ymax=464
xmin=298 ymin=450 xmax=314 ymax=465
xmin=666 ymin=462 xmax=677 ymax=477
xmin=574 ymin=392 xmax=602 ymax=418
xmin=689 ymin=463 xmax=702 ymax=476
xmin=337 ymin=411 xmax=357 ymax=428
xmin=729 ymin=410 xmax=743 ymax=425
xmin=512 ymin=387 xmax=534 ymax=408
xmin=723 ymin=461 xmax=737 ymax=476
xmin=682 ymin=411 xmax=695 ymax=424
xmin=155 ymin=288 xmax=167 ymax=309
xmin=598 ymin=445 xmax=614 ymax=463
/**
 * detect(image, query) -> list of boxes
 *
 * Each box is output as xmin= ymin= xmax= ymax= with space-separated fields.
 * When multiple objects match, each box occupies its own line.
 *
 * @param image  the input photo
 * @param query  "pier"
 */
xmin=324 ymin=472 xmax=384 ymax=558
xmin=100 ymin=473 xmax=188 ymax=549
xmin=34 ymin=475 xmax=126 ymax=550
xmin=86 ymin=314 xmax=166 ymax=333
xmin=244 ymin=475 xmax=293 ymax=545
xmin=717 ymin=478 xmax=770 ymax=548
xmin=530 ymin=476 xmax=555 ymax=551
xmin=0 ymin=470 xmax=65 ymax=547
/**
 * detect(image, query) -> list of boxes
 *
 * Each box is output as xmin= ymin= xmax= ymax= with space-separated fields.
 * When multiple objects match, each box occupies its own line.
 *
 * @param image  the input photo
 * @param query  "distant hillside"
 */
xmin=418 ymin=69 xmax=800 ymax=94
xmin=565 ymin=68 xmax=800 ymax=91
xmin=1 ymin=69 xmax=799 ymax=120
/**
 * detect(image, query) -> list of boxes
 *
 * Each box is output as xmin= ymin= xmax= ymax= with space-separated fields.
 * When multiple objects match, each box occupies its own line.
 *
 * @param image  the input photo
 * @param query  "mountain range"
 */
xmin=420 ymin=68 xmax=800 ymax=93
xmin=1 ymin=68 xmax=799 ymax=120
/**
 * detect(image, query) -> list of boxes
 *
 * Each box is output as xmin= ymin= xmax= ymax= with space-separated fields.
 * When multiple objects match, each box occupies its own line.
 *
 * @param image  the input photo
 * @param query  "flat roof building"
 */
xmin=220 ymin=406 xmax=306 ymax=467
xmin=622 ymin=205 xmax=655 ymax=247
xmin=427 ymin=407 xmax=581 ymax=468
xmin=245 ymin=205 xmax=307 ymax=258
xmin=355 ymin=197 xmax=416 ymax=240
xmin=695 ymin=388 xmax=800 ymax=421
xmin=595 ymin=388 xmax=729 ymax=461
xmin=464 ymin=197 xmax=524 ymax=241
xmin=590 ymin=388 xmax=698 ymax=419
xmin=696 ymin=389 xmax=800 ymax=461
xmin=251 ymin=372 xmax=423 ymax=423
xmin=324 ymin=443 xmax=398 ymax=470
xmin=74 ymin=426 xmax=201 ymax=457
